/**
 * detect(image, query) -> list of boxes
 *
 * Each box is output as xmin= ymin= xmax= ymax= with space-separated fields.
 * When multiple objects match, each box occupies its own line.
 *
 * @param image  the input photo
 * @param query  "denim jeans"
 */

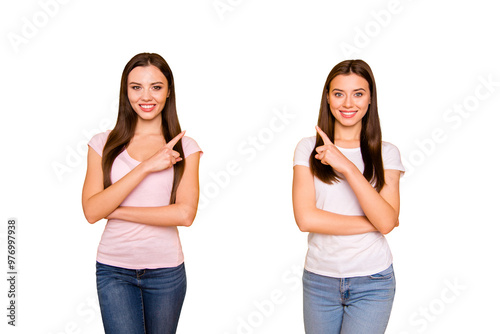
xmin=96 ymin=261 xmax=186 ymax=334
xmin=303 ymin=264 xmax=395 ymax=334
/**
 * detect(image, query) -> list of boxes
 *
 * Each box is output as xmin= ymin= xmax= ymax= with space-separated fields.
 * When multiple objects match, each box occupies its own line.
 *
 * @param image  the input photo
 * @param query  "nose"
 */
xmin=141 ymin=89 xmax=152 ymax=101
xmin=343 ymin=95 xmax=353 ymax=108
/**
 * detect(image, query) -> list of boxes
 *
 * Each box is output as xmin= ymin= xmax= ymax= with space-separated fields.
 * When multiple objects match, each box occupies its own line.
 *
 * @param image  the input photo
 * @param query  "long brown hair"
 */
xmin=309 ymin=59 xmax=385 ymax=192
xmin=102 ymin=53 xmax=185 ymax=204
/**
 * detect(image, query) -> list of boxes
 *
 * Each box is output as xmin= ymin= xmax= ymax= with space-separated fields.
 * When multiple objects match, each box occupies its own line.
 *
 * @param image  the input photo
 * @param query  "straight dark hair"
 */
xmin=102 ymin=53 xmax=185 ymax=204
xmin=309 ymin=59 xmax=385 ymax=192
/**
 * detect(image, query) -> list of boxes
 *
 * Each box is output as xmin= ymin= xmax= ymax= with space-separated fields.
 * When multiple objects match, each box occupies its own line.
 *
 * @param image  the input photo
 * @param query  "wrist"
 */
xmin=137 ymin=161 xmax=152 ymax=175
xmin=342 ymin=162 xmax=359 ymax=178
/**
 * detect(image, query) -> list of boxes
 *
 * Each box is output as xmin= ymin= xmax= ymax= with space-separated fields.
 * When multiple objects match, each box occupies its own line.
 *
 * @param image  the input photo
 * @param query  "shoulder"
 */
xmin=296 ymin=136 xmax=316 ymax=151
xmin=293 ymin=136 xmax=316 ymax=167
xmin=88 ymin=130 xmax=112 ymax=156
xmin=89 ymin=129 xmax=111 ymax=141
xmin=381 ymin=141 xmax=405 ymax=172
xmin=181 ymin=135 xmax=197 ymax=146
xmin=382 ymin=141 xmax=401 ymax=157
xmin=181 ymin=135 xmax=203 ymax=158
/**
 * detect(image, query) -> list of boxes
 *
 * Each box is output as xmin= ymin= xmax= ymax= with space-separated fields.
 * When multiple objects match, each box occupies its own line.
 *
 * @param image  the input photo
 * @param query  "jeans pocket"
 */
xmin=369 ymin=265 xmax=394 ymax=280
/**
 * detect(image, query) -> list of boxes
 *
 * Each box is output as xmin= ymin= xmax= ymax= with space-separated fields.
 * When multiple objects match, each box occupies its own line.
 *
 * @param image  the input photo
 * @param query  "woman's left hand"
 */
xmin=314 ymin=126 xmax=355 ymax=175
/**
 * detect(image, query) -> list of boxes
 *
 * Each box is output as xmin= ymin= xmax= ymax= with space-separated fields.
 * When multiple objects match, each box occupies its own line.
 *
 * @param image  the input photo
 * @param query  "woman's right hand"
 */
xmin=314 ymin=126 xmax=355 ymax=175
xmin=143 ymin=131 xmax=185 ymax=173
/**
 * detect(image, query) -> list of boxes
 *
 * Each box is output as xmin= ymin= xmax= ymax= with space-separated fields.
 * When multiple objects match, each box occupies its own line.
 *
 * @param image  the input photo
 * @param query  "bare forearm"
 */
xmin=292 ymin=164 xmax=377 ymax=235
xmin=343 ymin=166 xmax=398 ymax=234
xmin=109 ymin=151 xmax=201 ymax=228
xmin=295 ymin=208 xmax=377 ymax=235
xmin=110 ymin=204 xmax=196 ymax=227
xmin=84 ymin=163 xmax=150 ymax=223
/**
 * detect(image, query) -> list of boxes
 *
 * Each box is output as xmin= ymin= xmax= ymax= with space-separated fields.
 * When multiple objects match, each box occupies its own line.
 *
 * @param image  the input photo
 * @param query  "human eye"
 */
xmin=334 ymin=92 xmax=343 ymax=97
xmin=354 ymin=92 xmax=363 ymax=97
xmin=130 ymin=85 xmax=141 ymax=90
xmin=152 ymin=85 xmax=163 ymax=90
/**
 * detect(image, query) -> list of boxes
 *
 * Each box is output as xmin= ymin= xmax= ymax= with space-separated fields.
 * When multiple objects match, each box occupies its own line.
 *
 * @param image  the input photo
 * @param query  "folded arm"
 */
xmin=106 ymin=152 xmax=201 ymax=227
xmin=82 ymin=147 xmax=151 ymax=224
xmin=292 ymin=165 xmax=377 ymax=235
xmin=343 ymin=166 xmax=401 ymax=234
xmin=82 ymin=131 xmax=186 ymax=224
xmin=313 ymin=127 xmax=402 ymax=235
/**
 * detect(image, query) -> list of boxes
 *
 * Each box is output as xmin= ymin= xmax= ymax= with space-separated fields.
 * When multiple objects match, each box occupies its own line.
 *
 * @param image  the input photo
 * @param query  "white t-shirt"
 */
xmin=293 ymin=136 xmax=405 ymax=278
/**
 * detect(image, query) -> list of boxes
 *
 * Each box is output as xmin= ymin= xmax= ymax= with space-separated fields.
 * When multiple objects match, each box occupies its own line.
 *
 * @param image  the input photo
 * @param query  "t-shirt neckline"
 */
xmin=123 ymin=149 xmax=142 ymax=164
xmin=336 ymin=145 xmax=360 ymax=152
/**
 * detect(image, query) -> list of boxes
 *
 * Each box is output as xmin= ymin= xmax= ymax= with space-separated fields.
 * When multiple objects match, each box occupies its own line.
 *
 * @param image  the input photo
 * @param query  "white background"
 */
xmin=1 ymin=0 xmax=499 ymax=333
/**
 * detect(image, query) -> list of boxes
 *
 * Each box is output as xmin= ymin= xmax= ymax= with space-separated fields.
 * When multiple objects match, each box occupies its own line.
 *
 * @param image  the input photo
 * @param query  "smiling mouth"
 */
xmin=139 ymin=104 xmax=156 ymax=112
xmin=340 ymin=110 xmax=357 ymax=118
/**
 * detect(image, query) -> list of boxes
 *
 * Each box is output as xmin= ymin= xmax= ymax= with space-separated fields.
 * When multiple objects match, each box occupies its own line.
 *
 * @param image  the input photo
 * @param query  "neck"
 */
xmin=334 ymin=122 xmax=361 ymax=142
xmin=134 ymin=117 xmax=163 ymax=136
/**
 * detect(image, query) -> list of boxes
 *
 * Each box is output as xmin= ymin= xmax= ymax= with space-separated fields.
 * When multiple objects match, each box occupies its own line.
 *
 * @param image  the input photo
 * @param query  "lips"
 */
xmin=139 ymin=104 xmax=156 ymax=112
xmin=339 ymin=110 xmax=357 ymax=118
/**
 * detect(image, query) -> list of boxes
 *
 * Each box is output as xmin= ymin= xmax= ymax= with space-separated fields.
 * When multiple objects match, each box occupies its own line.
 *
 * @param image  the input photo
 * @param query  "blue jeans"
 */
xmin=96 ymin=261 xmax=186 ymax=334
xmin=303 ymin=264 xmax=395 ymax=334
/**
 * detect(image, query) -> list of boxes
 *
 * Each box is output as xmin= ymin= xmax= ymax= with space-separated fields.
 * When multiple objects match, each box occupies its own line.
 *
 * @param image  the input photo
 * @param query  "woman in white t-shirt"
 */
xmin=292 ymin=59 xmax=404 ymax=333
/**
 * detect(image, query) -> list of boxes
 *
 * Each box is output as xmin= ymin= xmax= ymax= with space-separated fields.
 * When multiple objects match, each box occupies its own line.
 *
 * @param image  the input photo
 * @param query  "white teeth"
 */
xmin=341 ymin=111 xmax=356 ymax=115
xmin=140 ymin=105 xmax=154 ymax=108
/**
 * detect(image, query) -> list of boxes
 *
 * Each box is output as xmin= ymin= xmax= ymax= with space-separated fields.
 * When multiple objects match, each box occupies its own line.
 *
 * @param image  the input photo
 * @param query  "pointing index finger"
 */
xmin=166 ymin=130 xmax=186 ymax=149
xmin=315 ymin=126 xmax=333 ymax=145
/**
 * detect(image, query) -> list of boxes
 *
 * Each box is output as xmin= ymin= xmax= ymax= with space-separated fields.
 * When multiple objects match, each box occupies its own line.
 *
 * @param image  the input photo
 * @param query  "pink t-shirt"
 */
xmin=88 ymin=130 xmax=202 ymax=269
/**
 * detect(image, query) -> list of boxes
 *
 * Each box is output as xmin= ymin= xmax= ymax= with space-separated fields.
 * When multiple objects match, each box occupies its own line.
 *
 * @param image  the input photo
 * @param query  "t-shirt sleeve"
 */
xmin=182 ymin=136 xmax=203 ymax=158
xmin=88 ymin=130 xmax=111 ymax=157
xmin=382 ymin=142 xmax=405 ymax=175
xmin=293 ymin=137 xmax=315 ymax=167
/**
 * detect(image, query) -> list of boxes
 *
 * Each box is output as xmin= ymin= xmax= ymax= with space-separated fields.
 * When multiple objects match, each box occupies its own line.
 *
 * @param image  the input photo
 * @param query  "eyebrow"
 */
xmin=128 ymin=81 xmax=165 ymax=86
xmin=331 ymin=88 xmax=367 ymax=92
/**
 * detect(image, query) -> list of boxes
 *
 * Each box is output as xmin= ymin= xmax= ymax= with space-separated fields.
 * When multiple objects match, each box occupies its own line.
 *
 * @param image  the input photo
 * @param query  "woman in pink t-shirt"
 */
xmin=82 ymin=53 xmax=202 ymax=333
